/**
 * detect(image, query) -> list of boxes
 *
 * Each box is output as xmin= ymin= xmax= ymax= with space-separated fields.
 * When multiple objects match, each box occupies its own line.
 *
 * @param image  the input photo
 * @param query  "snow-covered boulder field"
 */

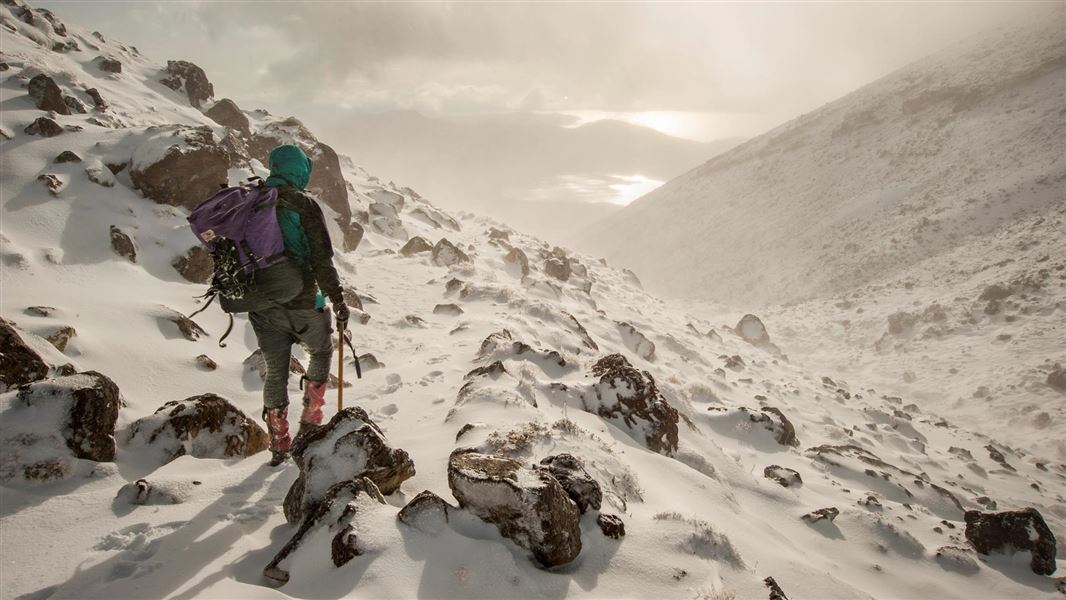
xmin=0 ymin=2 xmax=1063 ymax=599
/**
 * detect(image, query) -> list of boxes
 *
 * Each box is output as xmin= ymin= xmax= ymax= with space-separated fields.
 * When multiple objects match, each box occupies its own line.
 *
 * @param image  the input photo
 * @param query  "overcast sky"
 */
xmin=39 ymin=1 xmax=1049 ymax=140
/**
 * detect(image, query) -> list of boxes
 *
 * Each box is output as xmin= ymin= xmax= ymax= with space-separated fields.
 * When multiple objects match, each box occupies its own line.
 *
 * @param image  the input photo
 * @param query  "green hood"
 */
xmin=264 ymin=144 xmax=313 ymax=190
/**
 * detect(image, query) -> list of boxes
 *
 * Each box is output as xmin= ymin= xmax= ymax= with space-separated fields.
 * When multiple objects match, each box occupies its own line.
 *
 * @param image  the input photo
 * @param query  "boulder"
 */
xmin=397 ymin=489 xmax=451 ymax=534
xmin=341 ymin=221 xmax=364 ymax=252
xmin=504 ymin=247 xmax=530 ymax=277
xmin=399 ymin=236 xmax=433 ymax=257
xmin=764 ymin=465 xmax=803 ymax=487
xmin=370 ymin=214 xmax=407 ymax=240
xmin=54 ymin=150 xmax=81 ymax=163
xmin=433 ymin=303 xmax=463 ymax=316
xmin=125 ymin=393 xmax=268 ymax=465
xmin=355 ymin=353 xmax=384 ymax=372
xmin=129 ymin=125 xmax=244 ymax=210
xmin=283 ymin=407 xmax=415 ymax=524
xmin=172 ymin=246 xmax=213 ymax=284
xmin=64 ymin=95 xmax=87 ymax=114
xmin=535 ymin=453 xmax=601 ymax=513
xmin=96 ymin=56 xmax=122 ymax=74
xmin=488 ymin=227 xmax=511 ymax=242
xmin=735 ymin=314 xmax=770 ymax=345
xmin=964 ymin=508 xmax=1056 ymax=575
xmin=27 ymin=74 xmax=70 ymax=114
xmin=432 ymin=238 xmax=470 ymax=267
xmin=544 ymin=257 xmax=571 ymax=281
xmin=24 ymin=116 xmax=63 ymax=137
xmin=265 ymin=477 xmax=387 ymax=586
xmin=109 ymin=226 xmax=136 ymax=262
xmin=44 ymin=326 xmax=76 ymax=352
xmin=0 ymin=371 xmax=121 ymax=481
xmin=160 ymin=60 xmax=214 ymax=108
xmin=584 ymin=354 xmax=679 ymax=455
xmin=0 ymin=319 xmax=50 ymax=391
xmin=203 ymin=98 xmax=250 ymax=136
xmin=447 ymin=449 xmax=582 ymax=567
xmin=85 ymin=87 xmax=107 ymax=109
xmin=597 ymin=514 xmax=625 ymax=539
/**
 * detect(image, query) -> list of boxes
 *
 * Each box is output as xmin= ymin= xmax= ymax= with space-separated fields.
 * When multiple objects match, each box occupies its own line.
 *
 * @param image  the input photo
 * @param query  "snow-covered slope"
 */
xmin=584 ymin=13 xmax=1066 ymax=307
xmin=1 ymin=3 xmax=1064 ymax=599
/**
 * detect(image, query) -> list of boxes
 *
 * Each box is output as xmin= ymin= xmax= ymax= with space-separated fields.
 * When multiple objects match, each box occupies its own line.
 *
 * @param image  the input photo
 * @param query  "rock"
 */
xmin=399 ymin=236 xmax=433 ymax=257
xmin=109 ymin=226 xmax=136 ymax=262
xmin=622 ymin=268 xmax=642 ymax=289
xmin=535 ymin=453 xmax=602 ymax=513
xmin=544 ymin=257 xmax=571 ymax=281
xmin=37 ymin=173 xmax=65 ymax=196
xmin=749 ymin=406 xmax=799 ymax=447
xmin=264 ymin=478 xmax=386 ymax=586
xmin=203 ymin=98 xmax=249 ymax=136
xmin=341 ymin=287 xmax=365 ymax=311
xmin=447 ymin=449 xmax=582 ymax=567
xmin=25 ymin=306 xmax=56 ymax=317
xmin=126 ymin=393 xmax=268 ymax=465
xmin=397 ymin=489 xmax=451 ymax=534
xmin=160 ymin=60 xmax=214 ymax=108
xmin=341 ymin=221 xmax=364 ymax=252
xmin=432 ymin=238 xmax=470 ymax=267
xmin=617 ymin=321 xmax=655 ymax=360
xmin=764 ymin=576 xmax=790 ymax=600
xmin=194 ymin=354 xmax=217 ymax=371
xmin=115 ymin=478 xmax=191 ymax=506
xmin=0 ymin=319 xmax=50 ymax=391
xmin=283 ymin=407 xmax=415 ymax=524
xmin=504 ymin=247 xmax=530 ymax=277
xmin=802 ymin=507 xmax=840 ymax=523
xmin=54 ymin=150 xmax=81 ymax=163
xmin=244 ymin=349 xmax=305 ymax=380
xmin=488 ymin=227 xmax=510 ymax=242
xmin=0 ymin=371 xmax=121 ymax=482
xmin=27 ymin=74 xmax=70 ymax=114
xmin=964 ymin=508 xmax=1056 ymax=575
xmin=763 ymin=465 xmax=803 ymax=487
xmin=736 ymin=314 xmax=770 ymax=345
xmin=433 ymin=303 xmax=463 ymax=316
xmin=1047 ymin=364 xmax=1066 ymax=392
xmin=44 ymin=326 xmax=76 ymax=353
xmin=355 ymin=353 xmax=384 ymax=371
xmin=410 ymin=206 xmax=460 ymax=232
xmin=97 ymin=56 xmax=122 ymax=73
xmin=85 ymin=162 xmax=116 ymax=187
xmin=172 ymin=246 xmax=213 ymax=284
xmin=597 ymin=514 xmax=626 ymax=539
xmin=156 ymin=306 xmax=206 ymax=341
xmin=24 ymin=116 xmax=63 ymax=137
xmin=129 ymin=125 xmax=244 ymax=210
xmin=85 ymin=87 xmax=107 ymax=109
xmin=584 ymin=354 xmax=679 ymax=455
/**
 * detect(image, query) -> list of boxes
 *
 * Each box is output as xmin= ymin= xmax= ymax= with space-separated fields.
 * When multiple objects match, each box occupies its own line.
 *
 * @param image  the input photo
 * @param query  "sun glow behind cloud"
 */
xmin=557 ymin=110 xmax=783 ymax=142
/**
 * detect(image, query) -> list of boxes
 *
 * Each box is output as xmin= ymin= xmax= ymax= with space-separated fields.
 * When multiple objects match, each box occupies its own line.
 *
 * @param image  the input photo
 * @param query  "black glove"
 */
xmin=333 ymin=302 xmax=350 ymax=328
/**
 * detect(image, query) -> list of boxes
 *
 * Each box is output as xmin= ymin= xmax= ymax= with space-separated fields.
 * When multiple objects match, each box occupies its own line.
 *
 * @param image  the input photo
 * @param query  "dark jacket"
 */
xmin=275 ymin=184 xmax=344 ymax=309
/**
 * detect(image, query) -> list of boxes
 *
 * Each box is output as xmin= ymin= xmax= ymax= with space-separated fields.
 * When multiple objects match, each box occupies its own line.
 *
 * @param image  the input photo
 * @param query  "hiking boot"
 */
xmin=264 ymin=406 xmax=291 ymax=466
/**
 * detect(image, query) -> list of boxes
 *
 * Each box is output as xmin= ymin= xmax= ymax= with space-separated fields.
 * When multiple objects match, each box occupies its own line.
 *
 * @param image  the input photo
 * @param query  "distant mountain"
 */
xmin=584 ymin=15 xmax=1066 ymax=306
xmin=304 ymin=109 xmax=741 ymax=244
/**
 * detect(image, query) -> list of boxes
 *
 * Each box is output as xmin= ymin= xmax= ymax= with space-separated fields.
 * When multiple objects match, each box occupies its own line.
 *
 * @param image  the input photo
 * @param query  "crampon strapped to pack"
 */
xmin=187 ymin=177 xmax=303 ymax=347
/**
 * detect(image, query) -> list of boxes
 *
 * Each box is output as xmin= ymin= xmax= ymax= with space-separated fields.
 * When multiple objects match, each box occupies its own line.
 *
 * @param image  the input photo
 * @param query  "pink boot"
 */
xmin=264 ymin=407 xmax=291 ymax=466
xmin=300 ymin=380 xmax=328 ymax=428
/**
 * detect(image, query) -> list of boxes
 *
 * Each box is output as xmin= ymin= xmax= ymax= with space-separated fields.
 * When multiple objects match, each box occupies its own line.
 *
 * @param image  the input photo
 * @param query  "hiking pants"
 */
xmin=249 ymin=306 xmax=333 ymax=410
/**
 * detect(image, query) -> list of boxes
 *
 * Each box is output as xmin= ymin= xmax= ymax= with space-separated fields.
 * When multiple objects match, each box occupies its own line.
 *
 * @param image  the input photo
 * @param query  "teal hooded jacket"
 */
xmin=264 ymin=144 xmax=328 ymax=309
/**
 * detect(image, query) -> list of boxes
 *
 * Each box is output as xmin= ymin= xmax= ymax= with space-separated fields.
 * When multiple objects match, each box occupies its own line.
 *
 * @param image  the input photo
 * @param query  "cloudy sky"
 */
xmin=38 ymin=1 xmax=1042 ymax=142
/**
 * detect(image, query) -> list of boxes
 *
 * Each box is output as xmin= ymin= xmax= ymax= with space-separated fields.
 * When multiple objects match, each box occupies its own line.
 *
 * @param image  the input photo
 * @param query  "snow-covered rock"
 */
xmin=1 ymin=319 xmax=50 ymax=391
xmin=964 ymin=508 xmax=1057 ymax=575
xmin=129 ymin=125 xmax=244 ymax=210
xmin=579 ymin=353 xmax=679 ymax=455
xmin=124 ymin=393 xmax=268 ymax=465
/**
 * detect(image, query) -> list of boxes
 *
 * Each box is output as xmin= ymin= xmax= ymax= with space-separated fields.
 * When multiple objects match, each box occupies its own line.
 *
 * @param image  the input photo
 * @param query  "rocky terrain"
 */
xmin=1 ymin=2 xmax=1063 ymax=599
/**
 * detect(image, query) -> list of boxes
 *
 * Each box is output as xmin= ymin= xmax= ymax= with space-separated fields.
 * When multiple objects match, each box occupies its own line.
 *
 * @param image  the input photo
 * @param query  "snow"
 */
xmin=1 ymin=2 xmax=1065 ymax=599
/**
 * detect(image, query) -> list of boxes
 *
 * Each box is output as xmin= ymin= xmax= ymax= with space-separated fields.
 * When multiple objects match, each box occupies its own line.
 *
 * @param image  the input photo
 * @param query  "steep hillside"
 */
xmin=1 ymin=3 xmax=1064 ymax=599
xmin=584 ymin=14 xmax=1066 ymax=307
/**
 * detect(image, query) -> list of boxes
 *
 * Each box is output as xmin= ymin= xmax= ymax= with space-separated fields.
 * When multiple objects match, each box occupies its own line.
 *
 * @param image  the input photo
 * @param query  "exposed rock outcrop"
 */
xmin=96 ymin=56 xmax=122 ymax=74
xmin=583 ymin=354 xmax=679 ymax=455
xmin=764 ymin=465 xmax=803 ymax=487
xmin=399 ymin=236 xmax=433 ymax=257
xmin=125 ymin=394 xmax=268 ymax=465
xmin=447 ymin=449 xmax=582 ymax=567
xmin=0 ymin=319 xmax=49 ymax=391
xmin=110 ymin=225 xmax=138 ymax=262
xmin=129 ymin=125 xmax=244 ymax=210
xmin=283 ymin=407 xmax=415 ymax=524
xmin=160 ymin=60 xmax=214 ymax=108
xmin=432 ymin=238 xmax=470 ymax=267
xmin=24 ymin=116 xmax=63 ymax=137
xmin=964 ymin=508 xmax=1057 ymax=575
xmin=28 ymin=73 xmax=69 ymax=114
xmin=504 ymin=247 xmax=530 ymax=277
xmin=204 ymin=98 xmax=250 ymax=136
xmin=172 ymin=246 xmax=213 ymax=284
xmin=544 ymin=257 xmax=571 ymax=281
xmin=54 ymin=150 xmax=81 ymax=163
xmin=802 ymin=507 xmax=840 ymax=523
xmin=0 ymin=371 xmax=121 ymax=481
xmin=535 ymin=453 xmax=602 ymax=514
xmin=397 ymin=489 xmax=451 ymax=535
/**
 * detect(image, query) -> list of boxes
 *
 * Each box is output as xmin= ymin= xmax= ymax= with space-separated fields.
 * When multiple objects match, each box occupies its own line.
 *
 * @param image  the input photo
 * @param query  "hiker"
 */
xmin=250 ymin=144 xmax=349 ymax=465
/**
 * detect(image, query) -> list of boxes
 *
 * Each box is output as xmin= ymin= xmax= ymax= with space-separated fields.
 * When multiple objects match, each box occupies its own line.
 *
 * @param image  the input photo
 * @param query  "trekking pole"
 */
xmin=337 ymin=327 xmax=344 ymax=412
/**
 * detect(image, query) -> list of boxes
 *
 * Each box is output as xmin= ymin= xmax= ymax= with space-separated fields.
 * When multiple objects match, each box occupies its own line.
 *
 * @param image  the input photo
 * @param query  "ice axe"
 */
xmin=336 ymin=325 xmax=362 ymax=412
